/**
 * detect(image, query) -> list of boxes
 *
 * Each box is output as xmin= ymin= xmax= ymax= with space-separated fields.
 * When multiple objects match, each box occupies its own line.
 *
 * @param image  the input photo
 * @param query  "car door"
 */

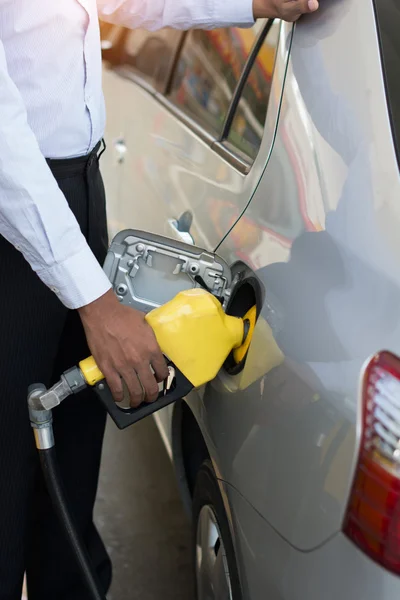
xmin=101 ymin=19 xmax=289 ymax=249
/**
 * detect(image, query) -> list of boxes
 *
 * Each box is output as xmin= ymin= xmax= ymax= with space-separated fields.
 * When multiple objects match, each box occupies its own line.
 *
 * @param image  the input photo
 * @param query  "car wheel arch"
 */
xmin=171 ymin=400 xmax=246 ymax=597
xmin=171 ymin=401 xmax=233 ymax=516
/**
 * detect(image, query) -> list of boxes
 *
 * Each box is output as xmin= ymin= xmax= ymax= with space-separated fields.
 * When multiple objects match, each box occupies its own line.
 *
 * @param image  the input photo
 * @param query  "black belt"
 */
xmin=46 ymin=140 xmax=106 ymax=178
xmin=45 ymin=139 xmax=108 ymax=259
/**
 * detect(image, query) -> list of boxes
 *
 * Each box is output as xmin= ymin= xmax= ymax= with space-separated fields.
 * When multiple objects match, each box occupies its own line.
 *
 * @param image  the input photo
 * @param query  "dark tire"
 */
xmin=192 ymin=460 xmax=243 ymax=600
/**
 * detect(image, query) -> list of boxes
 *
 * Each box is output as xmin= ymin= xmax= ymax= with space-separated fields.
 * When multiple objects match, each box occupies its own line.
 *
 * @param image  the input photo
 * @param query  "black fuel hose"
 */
xmin=39 ymin=448 xmax=107 ymax=600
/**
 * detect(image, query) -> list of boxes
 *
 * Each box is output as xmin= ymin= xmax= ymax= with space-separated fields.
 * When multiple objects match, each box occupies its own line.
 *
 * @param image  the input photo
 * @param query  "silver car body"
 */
xmin=101 ymin=0 xmax=400 ymax=597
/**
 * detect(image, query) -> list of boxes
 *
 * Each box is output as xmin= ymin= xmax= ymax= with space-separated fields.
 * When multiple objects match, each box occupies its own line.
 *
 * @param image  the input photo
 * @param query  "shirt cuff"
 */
xmin=37 ymin=245 xmax=112 ymax=309
xmin=211 ymin=0 xmax=255 ymax=27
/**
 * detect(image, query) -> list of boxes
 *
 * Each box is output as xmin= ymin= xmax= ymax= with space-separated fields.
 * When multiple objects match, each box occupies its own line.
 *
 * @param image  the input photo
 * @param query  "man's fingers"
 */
xmin=294 ymin=0 xmax=319 ymax=15
xmin=284 ymin=0 xmax=319 ymax=20
xmin=137 ymin=366 xmax=160 ymax=403
xmin=120 ymin=367 xmax=144 ymax=407
xmin=151 ymin=352 xmax=169 ymax=383
xmin=104 ymin=368 xmax=124 ymax=403
xmin=306 ymin=0 xmax=319 ymax=12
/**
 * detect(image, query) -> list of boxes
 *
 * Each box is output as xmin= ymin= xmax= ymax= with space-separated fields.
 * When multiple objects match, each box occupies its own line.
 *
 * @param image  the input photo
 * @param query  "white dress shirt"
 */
xmin=0 ymin=0 xmax=254 ymax=309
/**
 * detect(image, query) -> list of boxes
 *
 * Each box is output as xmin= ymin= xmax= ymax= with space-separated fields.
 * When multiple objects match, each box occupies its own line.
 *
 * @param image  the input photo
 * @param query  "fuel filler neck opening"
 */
xmin=223 ymin=275 xmax=262 ymax=375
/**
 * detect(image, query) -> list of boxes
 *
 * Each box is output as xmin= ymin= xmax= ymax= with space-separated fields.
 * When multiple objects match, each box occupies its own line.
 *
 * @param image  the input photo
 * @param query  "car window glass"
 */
xmin=168 ymin=21 xmax=266 ymax=138
xmin=119 ymin=28 xmax=183 ymax=91
xmin=227 ymin=20 xmax=280 ymax=162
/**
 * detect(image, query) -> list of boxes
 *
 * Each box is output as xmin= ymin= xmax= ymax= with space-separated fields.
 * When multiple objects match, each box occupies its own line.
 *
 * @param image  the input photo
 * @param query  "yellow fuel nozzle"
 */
xmin=145 ymin=288 xmax=255 ymax=388
xmin=79 ymin=288 xmax=257 ymax=391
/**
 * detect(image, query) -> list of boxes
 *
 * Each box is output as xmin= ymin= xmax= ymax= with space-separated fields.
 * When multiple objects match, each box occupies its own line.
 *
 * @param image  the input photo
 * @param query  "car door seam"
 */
xmin=214 ymin=23 xmax=295 ymax=253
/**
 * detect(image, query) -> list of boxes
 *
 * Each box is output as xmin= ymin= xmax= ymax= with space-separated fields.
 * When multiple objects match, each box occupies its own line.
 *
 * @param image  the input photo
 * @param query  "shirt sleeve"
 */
xmin=0 ymin=41 xmax=112 ymax=310
xmin=97 ymin=0 xmax=255 ymax=30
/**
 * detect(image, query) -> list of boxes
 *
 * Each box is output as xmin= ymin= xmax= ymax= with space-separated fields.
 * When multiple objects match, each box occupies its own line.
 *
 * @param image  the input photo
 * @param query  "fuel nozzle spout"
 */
xmin=145 ymin=288 xmax=256 ymax=388
xmin=233 ymin=305 xmax=257 ymax=366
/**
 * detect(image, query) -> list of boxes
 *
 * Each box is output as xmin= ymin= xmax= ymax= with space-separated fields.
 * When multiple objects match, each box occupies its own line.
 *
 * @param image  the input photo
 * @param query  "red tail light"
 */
xmin=344 ymin=351 xmax=400 ymax=573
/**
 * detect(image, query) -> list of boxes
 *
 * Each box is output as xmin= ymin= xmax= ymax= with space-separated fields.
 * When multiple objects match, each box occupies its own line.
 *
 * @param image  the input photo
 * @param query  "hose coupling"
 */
xmin=28 ymin=384 xmax=54 ymax=450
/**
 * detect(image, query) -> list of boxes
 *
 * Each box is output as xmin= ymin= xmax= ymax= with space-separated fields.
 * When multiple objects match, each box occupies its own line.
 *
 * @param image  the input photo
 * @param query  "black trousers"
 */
xmin=0 ymin=146 xmax=112 ymax=599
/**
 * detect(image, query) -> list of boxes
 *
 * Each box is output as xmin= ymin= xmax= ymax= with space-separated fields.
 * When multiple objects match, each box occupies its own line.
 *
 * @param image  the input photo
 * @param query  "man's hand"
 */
xmin=253 ymin=0 xmax=319 ymax=22
xmin=78 ymin=290 xmax=169 ymax=407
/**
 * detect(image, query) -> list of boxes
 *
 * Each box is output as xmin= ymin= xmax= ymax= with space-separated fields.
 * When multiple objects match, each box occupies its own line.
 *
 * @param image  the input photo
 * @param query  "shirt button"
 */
xmin=50 ymin=286 xmax=59 ymax=294
xmin=15 ymin=244 xmax=21 ymax=251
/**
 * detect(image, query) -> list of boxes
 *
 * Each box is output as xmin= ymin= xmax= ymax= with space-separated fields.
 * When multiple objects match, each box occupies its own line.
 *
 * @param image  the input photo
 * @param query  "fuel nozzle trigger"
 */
xmin=93 ymin=364 xmax=193 ymax=430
